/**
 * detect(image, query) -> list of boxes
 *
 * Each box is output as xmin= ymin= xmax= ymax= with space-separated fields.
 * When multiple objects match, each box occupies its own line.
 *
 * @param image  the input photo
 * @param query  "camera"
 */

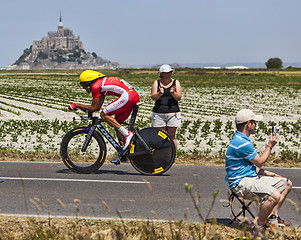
xmin=272 ymin=126 xmax=280 ymax=136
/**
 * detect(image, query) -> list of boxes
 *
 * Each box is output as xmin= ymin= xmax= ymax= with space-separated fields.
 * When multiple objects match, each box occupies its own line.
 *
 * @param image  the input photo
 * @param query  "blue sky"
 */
xmin=1 ymin=0 xmax=301 ymax=68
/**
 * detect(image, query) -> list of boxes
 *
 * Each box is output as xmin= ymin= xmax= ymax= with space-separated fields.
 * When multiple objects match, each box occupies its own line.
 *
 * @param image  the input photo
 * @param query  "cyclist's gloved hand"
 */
xmin=68 ymin=103 xmax=77 ymax=111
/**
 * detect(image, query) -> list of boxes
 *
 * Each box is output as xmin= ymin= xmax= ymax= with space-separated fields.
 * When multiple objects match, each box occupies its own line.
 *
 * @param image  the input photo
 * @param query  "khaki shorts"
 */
xmin=152 ymin=112 xmax=181 ymax=128
xmin=232 ymin=175 xmax=288 ymax=202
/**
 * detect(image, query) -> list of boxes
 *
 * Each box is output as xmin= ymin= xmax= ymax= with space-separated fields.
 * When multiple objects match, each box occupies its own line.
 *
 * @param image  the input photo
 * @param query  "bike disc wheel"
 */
xmin=60 ymin=127 xmax=107 ymax=174
xmin=129 ymin=127 xmax=175 ymax=175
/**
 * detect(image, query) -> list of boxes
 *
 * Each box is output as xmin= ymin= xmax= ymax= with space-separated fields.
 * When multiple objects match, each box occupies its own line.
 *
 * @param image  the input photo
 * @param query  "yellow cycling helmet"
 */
xmin=79 ymin=70 xmax=105 ymax=87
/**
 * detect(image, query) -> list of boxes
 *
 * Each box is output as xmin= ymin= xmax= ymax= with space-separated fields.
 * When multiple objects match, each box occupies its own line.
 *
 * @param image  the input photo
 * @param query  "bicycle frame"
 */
xmin=80 ymin=103 xmax=153 ymax=158
xmin=62 ymin=102 xmax=175 ymax=175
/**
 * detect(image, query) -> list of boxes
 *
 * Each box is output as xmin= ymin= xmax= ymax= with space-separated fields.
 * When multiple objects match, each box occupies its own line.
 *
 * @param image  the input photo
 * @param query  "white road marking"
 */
xmin=2 ymin=177 xmax=145 ymax=184
xmin=292 ymin=187 xmax=301 ymax=189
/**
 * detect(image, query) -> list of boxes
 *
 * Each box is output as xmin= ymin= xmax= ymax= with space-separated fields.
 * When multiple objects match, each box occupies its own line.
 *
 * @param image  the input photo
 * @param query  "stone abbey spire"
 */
xmin=58 ymin=12 xmax=64 ymax=37
xmin=59 ymin=12 xmax=62 ymax=24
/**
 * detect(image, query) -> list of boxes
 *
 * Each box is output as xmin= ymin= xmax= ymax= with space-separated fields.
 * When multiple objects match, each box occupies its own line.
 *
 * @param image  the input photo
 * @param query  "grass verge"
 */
xmin=0 ymin=216 xmax=300 ymax=239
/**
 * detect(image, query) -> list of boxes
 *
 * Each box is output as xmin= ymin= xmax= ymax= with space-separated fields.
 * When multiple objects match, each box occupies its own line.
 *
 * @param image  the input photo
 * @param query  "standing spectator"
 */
xmin=151 ymin=64 xmax=182 ymax=148
xmin=225 ymin=109 xmax=292 ymax=226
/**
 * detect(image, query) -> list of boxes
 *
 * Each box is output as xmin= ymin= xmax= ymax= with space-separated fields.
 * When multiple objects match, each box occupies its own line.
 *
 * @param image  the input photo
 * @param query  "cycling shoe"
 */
xmin=123 ymin=131 xmax=134 ymax=150
xmin=110 ymin=157 xmax=120 ymax=165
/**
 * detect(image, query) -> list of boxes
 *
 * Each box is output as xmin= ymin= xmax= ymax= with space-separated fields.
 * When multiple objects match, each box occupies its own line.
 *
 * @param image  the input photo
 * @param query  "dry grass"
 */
xmin=0 ymin=216 xmax=300 ymax=239
xmin=0 ymin=151 xmax=61 ymax=162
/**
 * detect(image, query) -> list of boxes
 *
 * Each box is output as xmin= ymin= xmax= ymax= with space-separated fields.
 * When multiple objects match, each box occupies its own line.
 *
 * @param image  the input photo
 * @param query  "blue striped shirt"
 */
xmin=225 ymin=131 xmax=258 ymax=189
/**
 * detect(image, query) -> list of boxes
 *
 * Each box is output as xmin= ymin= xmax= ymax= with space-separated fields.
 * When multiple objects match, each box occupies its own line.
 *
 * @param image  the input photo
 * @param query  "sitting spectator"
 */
xmin=225 ymin=109 xmax=292 ymax=226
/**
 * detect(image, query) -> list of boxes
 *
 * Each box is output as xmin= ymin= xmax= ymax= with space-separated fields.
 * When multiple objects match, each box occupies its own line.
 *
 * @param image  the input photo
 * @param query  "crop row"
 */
xmin=177 ymin=118 xmax=301 ymax=160
xmin=0 ymin=74 xmax=300 ymax=119
xmin=0 ymin=71 xmax=300 ymax=160
xmin=0 ymin=118 xmax=299 ymax=160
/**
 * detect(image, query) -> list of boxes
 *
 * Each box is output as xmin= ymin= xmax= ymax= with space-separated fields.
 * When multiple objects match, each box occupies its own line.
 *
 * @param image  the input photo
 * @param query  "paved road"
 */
xmin=0 ymin=162 xmax=300 ymax=226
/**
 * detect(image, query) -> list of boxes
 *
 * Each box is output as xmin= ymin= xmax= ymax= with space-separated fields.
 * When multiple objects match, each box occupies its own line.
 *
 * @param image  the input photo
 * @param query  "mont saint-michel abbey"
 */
xmin=8 ymin=15 xmax=119 ymax=70
xmin=31 ymin=15 xmax=83 ymax=61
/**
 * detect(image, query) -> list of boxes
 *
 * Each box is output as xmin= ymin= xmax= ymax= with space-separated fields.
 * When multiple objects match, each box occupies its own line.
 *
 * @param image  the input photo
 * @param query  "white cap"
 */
xmin=235 ymin=109 xmax=263 ymax=124
xmin=159 ymin=64 xmax=173 ymax=73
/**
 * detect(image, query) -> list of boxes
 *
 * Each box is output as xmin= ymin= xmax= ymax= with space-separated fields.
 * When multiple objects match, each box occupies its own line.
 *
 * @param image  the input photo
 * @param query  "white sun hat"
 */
xmin=159 ymin=64 xmax=173 ymax=73
xmin=235 ymin=109 xmax=263 ymax=124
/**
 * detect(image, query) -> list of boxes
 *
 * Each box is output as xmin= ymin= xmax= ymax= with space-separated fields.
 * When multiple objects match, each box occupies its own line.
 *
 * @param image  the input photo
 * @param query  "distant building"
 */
xmin=30 ymin=14 xmax=83 ymax=62
xmin=8 ymin=14 xmax=120 ymax=70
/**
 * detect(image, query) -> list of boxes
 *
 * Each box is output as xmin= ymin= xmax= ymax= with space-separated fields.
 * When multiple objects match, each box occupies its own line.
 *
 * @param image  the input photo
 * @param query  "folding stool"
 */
xmin=226 ymin=191 xmax=256 ymax=225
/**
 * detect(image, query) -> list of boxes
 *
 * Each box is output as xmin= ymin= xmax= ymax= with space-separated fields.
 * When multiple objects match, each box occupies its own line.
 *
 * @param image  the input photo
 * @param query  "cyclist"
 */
xmin=68 ymin=70 xmax=140 ymax=164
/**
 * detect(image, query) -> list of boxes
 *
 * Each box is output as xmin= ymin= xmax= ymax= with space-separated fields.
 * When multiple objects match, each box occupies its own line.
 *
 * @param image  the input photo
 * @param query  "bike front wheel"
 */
xmin=129 ymin=127 xmax=175 ymax=175
xmin=60 ymin=127 xmax=107 ymax=174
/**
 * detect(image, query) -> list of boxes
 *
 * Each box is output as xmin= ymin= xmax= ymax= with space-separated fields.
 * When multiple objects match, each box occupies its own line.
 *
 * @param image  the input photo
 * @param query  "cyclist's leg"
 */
xmin=115 ymin=97 xmax=139 ymax=150
xmin=99 ymin=113 xmax=125 ymax=165
xmin=103 ymin=91 xmax=139 ymax=149
xmin=114 ymin=90 xmax=140 ymax=122
xmin=101 ymin=108 xmax=133 ymax=152
xmin=111 ymin=91 xmax=139 ymax=131
xmin=100 ymin=110 xmax=129 ymax=143
xmin=116 ymin=131 xmax=125 ymax=146
xmin=114 ymin=108 xmax=135 ymax=150
xmin=100 ymin=111 xmax=122 ymax=130
xmin=100 ymin=95 xmax=127 ymax=134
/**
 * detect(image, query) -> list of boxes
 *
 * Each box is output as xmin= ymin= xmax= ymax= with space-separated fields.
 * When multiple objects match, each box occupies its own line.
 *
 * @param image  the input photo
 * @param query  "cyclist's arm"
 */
xmin=75 ymin=95 xmax=105 ymax=112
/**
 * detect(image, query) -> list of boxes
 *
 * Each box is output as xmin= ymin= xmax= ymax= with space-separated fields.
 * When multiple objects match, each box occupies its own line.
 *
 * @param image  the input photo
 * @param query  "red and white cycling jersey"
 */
xmin=91 ymin=77 xmax=134 ymax=98
xmin=91 ymin=77 xmax=139 ymax=122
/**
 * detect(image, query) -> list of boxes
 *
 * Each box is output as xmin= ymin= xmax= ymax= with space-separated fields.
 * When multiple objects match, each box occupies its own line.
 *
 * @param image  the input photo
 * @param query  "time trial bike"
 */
xmin=60 ymin=102 xmax=175 ymax=175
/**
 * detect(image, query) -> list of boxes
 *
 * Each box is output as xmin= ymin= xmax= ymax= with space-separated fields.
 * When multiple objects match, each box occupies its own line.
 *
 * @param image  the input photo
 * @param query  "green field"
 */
xmin=0 ymin=68 xmax=300 ymax=165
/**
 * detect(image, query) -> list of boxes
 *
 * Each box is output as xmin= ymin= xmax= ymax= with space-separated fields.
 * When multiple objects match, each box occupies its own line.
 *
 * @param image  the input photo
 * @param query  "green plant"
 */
xmin=265 ymin=57 xmax=283 ymax=69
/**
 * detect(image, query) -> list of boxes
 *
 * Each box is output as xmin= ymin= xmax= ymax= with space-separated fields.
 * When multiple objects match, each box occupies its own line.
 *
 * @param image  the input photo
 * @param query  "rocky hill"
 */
xmin=7 ymin=15 xmax=120 ymax=70
xmin=9 ymin=46 xmax=120 ymax=70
